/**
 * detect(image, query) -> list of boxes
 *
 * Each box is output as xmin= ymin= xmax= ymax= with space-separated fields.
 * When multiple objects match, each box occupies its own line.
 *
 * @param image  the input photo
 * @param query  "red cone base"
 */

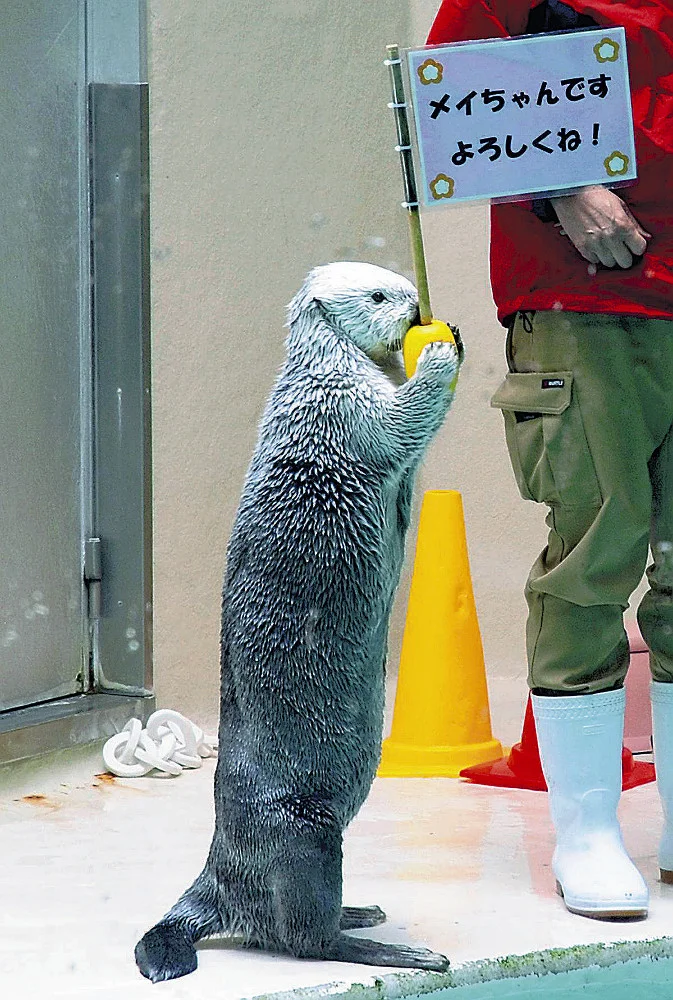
xmin=460 ymin=695 xmax=655 ymax=792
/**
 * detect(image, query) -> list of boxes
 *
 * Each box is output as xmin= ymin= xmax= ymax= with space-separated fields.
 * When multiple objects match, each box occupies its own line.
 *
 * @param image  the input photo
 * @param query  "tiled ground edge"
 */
xmin=249 ymin=936 xmax=673 ymax=1000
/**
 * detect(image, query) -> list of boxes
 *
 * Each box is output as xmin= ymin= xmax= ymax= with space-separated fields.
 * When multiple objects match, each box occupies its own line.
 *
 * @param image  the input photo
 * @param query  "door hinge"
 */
xmin=84 ymin=536 xmax=102 ymax=620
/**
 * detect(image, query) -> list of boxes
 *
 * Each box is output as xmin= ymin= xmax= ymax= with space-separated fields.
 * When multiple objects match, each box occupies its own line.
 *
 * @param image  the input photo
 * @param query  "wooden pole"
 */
xmin=385 ymin=44 xmax=432 ymax=325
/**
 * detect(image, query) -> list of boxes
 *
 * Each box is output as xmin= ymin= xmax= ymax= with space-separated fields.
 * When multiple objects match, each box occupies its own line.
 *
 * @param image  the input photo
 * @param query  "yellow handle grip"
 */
xmin=403 ymin=319 xmax=457 ymax=379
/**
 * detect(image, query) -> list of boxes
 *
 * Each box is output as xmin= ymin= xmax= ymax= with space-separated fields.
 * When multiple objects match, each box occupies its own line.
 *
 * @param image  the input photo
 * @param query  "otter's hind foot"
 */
xmin=324 ymin=933 xmax=449 ymax=972
xmin=340 ymin=905 xmax=386 ymax=929
xmin=135 ymin=923 xmax=198 ymax=983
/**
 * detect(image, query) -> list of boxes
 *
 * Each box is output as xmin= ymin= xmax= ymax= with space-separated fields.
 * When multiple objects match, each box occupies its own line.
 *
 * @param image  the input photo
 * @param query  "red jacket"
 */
xmin=427 ymin=0 xmax=673 ymax=325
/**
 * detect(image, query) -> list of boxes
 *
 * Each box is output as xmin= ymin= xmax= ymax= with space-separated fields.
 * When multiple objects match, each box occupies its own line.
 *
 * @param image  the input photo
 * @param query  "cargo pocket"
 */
xmin=490 ymin=371 xmax=602 ymax=507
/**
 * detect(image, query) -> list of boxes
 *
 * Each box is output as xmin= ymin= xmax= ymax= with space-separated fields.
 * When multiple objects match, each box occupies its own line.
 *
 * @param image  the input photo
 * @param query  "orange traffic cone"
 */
xmin=378 ymin=490 xmax=504 ymax=777
xmin=460 ymin=693 xmax=655 ymax=791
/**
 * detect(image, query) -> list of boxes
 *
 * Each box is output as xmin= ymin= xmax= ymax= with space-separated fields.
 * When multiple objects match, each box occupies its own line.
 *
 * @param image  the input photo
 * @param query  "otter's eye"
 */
xmin=371 ymin=291 xmax=386 ymax=303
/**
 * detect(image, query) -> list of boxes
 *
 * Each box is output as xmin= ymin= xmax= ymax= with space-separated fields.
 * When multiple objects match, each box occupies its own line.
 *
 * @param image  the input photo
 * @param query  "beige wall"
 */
xmin=148 ymin=2 xmax=643 ymax=744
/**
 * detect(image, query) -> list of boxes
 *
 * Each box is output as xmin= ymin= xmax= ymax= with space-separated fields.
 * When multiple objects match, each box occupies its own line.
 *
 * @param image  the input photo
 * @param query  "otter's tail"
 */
xmin=135 ymin=868 xmax=222 ymax=983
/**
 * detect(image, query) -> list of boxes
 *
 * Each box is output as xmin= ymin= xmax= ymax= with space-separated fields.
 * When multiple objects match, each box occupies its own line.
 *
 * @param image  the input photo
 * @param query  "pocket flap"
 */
xmin=490 ymin=371 xmax=573 ymax=415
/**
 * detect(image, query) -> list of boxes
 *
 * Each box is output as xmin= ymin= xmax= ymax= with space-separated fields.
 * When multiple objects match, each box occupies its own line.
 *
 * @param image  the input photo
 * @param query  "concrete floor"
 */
xmin=1 ymin=711 xmax=672 ymax=1000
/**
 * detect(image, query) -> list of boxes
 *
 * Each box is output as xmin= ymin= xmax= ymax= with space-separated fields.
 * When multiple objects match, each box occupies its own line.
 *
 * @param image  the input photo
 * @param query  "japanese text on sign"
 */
xmin=406 ymin=30 xmax=636 ymax=207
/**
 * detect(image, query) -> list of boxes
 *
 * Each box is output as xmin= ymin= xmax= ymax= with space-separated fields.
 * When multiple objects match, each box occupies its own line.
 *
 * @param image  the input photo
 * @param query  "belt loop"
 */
xmin=506 ymin=315 xmax=517 ymax=372
xmin=521 ymin=310 xmax=535 ymax=334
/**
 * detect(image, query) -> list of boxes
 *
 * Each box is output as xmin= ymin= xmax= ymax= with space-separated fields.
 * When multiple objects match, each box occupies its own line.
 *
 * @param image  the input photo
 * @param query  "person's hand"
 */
xmin=549 ymin=185 xmax=651 ymax=269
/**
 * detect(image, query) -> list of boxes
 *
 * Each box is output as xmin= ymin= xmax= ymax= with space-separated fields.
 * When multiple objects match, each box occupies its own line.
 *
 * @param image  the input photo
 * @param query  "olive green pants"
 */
xmin=491 ymin=309 xmax=673 ymax=694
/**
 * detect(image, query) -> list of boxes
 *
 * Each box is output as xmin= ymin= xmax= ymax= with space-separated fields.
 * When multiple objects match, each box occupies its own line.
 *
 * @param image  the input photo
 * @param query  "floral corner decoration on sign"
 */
xmin=593 ymin=38 xmax=620 ymax=63
xmin=604 ymin=150 xmax=630 ymax=176
xmin=418 ymin=58 xmax=444 ymax=85
xmin=430 ymin=173 xmax=455 ymax=199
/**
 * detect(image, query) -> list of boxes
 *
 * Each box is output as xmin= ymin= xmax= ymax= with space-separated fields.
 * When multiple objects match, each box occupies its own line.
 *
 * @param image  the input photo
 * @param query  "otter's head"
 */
xmin=287 ymin=262 xmax=419 ymax=360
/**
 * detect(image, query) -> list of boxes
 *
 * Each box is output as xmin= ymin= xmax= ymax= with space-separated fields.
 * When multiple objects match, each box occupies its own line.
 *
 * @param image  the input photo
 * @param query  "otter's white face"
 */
xmin=300 ymin=262 xmax=419 ymax=360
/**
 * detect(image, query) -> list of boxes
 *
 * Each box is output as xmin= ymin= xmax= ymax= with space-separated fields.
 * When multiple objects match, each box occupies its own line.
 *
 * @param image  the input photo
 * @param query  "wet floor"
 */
xmin=0 ymin=735 xmax=671 ymax=999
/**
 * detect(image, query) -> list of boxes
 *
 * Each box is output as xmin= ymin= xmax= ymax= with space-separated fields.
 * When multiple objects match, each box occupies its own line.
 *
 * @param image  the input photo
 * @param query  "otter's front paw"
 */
xmin=416 ymin=340 xmax=459 ymax=388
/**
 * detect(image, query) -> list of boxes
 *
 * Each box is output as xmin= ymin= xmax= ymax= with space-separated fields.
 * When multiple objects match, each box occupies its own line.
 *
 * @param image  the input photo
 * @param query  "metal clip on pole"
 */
xmin=385 ymin=44 xmax=432 ymax=325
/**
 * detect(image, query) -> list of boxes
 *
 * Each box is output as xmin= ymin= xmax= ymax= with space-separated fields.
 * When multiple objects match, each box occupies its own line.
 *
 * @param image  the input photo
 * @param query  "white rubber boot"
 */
xmin=531 ymin=688 xmax=648 ymax=918
xmin=650 ymin=681 xmax=673 ymax=883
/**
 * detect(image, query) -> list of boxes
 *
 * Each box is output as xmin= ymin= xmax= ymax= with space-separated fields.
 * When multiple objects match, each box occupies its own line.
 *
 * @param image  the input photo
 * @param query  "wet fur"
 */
xmin=135 ymin=263 xmax=459 ymax=981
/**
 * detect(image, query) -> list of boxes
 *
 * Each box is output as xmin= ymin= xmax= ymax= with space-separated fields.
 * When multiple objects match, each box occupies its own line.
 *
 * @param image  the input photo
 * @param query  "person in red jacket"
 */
xmin=428 ymin=0 xmax=673 ymax=920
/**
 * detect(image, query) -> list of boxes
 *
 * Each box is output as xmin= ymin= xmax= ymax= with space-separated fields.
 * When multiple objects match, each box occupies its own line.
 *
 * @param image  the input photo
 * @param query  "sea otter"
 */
xmin=136 ymin=262 xmax=460 ymax=981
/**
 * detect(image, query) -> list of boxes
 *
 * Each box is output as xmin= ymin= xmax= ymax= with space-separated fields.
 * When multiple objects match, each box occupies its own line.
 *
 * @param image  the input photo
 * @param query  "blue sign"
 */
xmin=406 ymin=29 xmax=636 ymax=207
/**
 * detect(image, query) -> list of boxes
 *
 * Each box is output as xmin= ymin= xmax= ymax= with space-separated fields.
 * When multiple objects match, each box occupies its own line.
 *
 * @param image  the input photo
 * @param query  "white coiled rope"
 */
xmin=102 ymin=709 xmax=217 ymax=778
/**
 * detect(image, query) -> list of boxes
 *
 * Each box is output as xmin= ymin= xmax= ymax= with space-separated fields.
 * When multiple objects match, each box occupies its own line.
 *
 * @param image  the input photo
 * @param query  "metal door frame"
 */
xmin=0 ymin=0 xmax=154 ymax=763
